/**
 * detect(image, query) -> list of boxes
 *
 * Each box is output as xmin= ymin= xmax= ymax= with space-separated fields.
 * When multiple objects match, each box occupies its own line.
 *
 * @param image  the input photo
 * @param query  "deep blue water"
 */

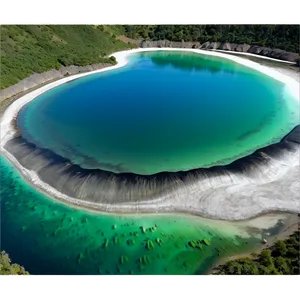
xmin=17 ymin=51 xmax=299 ymax=174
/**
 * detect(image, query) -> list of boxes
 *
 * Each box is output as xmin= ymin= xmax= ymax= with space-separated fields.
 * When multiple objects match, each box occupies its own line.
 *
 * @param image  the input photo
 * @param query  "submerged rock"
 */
xmin=77 ymin=252 xmax=84 ymax=264
xmin=188 ymin=241 xmax=196 ymax=248
xmin=120 ymin=256 xmax=129 ymax=264
xmin=103 ymin=238 xmax=109 ymax=248
xmin=196 ymin=240 xmax=203 ymax=249
xmin=113 ymin=235 xmax=119 ymax=245
xmin=149 ymin=227 xmax=157 ymax=232
xmin=52 ymin=230 xmax=58 ymax=237
xmin=81 ymin=217 xmax=88 ymax=224
xmin=196 ymin=241 xmax=203 ymax=249
xmin=21 ymin=226 xmax=27 ymax=232
xmin=202 ymin=239 xmax=210 ymax=246
xmin=139 ymin=255 xmax=151 ymax=265
xmin=127 ymin=239 xmax=135 ymax=246
xmin=155 ymin=238 xmax=162 ymax=245
xmin=146 ymin=240 xmax=155 ymax=250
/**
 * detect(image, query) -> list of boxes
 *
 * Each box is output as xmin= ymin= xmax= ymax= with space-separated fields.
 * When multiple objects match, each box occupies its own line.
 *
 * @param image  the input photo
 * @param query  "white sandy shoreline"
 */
xmin=1 ymin=48 xmax=300 ymax=220
xmin=211 ymin=49 xmax=298 ymax=64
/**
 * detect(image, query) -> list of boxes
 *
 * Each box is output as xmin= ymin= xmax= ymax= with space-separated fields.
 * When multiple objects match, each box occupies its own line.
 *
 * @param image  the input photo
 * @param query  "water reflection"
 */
xmin=139 ymin=51 xmax=243 ymax=75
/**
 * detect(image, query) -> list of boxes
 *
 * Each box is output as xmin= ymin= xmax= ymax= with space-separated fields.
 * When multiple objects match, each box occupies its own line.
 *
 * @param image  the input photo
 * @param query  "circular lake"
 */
xmin=17 ymin=51 xmax=299 ymax=175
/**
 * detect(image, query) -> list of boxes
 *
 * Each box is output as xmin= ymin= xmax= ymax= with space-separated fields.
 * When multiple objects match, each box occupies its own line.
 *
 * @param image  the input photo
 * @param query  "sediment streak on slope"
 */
xmin=1 ymin=48 xmax=299 ymax=220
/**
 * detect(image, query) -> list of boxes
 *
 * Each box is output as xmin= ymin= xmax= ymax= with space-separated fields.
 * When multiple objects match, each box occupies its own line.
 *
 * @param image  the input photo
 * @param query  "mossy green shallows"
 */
xmin=1 ymin=155 xmax=265 ymax=275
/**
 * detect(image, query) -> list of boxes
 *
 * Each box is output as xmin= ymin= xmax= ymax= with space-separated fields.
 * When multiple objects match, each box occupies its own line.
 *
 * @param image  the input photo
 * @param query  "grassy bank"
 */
xmin=0 ymin=25 xmax=135 ymax=89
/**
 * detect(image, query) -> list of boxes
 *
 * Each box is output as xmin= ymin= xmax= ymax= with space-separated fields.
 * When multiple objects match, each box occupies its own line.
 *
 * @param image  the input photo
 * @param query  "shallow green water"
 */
xmin=0 ymin=155 xmax=265 ymax=275
xmin=17 ymin=51 xmax=299 ymax=174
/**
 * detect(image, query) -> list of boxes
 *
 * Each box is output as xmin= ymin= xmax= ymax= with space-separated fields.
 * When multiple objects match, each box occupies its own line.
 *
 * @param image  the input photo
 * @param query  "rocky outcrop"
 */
xmin=0 ymin=62 xmax=112 ymax=103
xmin=140 ymin=40 xmax=299 ymax=63
xmin=141 ymin=39 xmax=200 ymax=49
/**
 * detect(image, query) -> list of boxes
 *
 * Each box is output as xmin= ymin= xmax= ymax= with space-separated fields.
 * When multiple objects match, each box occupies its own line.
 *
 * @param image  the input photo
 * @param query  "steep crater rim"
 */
xmin=1 ymin=48 xmax=299 ymax=220
xmin=14 ymin=49 xmax=298 ymax=176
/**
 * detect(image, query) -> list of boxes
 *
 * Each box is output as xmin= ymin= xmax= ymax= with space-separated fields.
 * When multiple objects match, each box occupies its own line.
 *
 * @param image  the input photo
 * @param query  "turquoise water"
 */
xmin=2 ymin=51 xmax=299 ymax=275
xmin=0 ymin=155 xmax=265 ymax=275
xmin=17 ymin=51 xmax=299 ymax=174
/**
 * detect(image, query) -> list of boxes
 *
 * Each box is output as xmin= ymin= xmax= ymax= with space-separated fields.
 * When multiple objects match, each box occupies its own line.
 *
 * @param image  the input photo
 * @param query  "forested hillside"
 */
xmin=215 ymin=231 xmax=300 ymax=275
xmin=0 ymin=251 xmax=29 ymax=275
xmin=123 ymin=25 xmax=300 ymax=53
xmin=1 ymin=25 xmax=298 ymax=90
xmin=0 ymin=25 xmax=134 ymax=89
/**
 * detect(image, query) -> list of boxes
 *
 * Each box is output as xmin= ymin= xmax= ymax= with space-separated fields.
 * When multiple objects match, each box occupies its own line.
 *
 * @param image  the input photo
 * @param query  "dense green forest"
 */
xmin=1 ymin=25 xmax=299 ymax=90
xmin=123 ymin=25 xmax=300 ymax=53
xmin=0 ymin=251 xmax=29 ymax=275
xmin=0 ymin=25 xmax=134 ymax=89
xmin=215 ymin=231 xmax=300 ymax=275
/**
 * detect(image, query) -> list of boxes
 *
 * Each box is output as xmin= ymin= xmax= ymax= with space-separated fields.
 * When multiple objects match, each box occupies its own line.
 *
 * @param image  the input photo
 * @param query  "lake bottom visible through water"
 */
xmin=0 ymin=155 xmax=292 ymax=275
